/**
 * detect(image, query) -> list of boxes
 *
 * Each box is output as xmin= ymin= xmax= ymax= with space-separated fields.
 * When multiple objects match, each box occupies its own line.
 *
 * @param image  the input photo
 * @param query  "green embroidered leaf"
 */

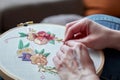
xmin=44 ymin=53 xmax=50 ymax=57
xmin=35 ymin=49 xmax=39 ymax=54
xmin=47 ymin=31 xmax=51 ymax=34
xmin=24 ymin=43 xmax=30 ymax=48
xmin=18 ymin=40 xmax=24 ymax=49
xmin=19 ymin=32 xmax=28 ymax=37
xmin=39 ymin=49 xmax=45 ymax=54
xmin=49 ymin=40 xmax=55 ymax=44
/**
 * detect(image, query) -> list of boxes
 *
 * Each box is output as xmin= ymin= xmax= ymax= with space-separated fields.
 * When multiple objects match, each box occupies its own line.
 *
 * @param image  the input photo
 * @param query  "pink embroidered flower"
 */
xmin=37 ymin=31 xmax=55 ymax=40
xmin=27 ymin=30 xmax=55 ymax=45
xmin=34 ymin=38 xmax=48 ymax=45
xmin=34 ymin=31 xmax=55 ymax=45
xmin=30 ymin=54 xmax=48 ymax=66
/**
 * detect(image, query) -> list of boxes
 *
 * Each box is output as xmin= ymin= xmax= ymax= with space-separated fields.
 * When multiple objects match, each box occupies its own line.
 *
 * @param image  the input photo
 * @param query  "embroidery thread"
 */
xmin=5 ymin=28 xmax=62 ymax=45
xmin=17 ymin=40 xmax=57 ymax=79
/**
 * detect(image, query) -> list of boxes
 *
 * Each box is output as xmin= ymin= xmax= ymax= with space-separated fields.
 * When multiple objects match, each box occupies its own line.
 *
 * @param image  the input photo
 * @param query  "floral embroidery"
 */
xmin=4 ymin=28 xmax=62 ymax=79
xmin=20 ymin=53 xmax=32 ymax=61
xmin=30 ymin=49 xmax=49 ymax=66
xmin=30 ymin=54 xmax=48 ymax=66
xmin=17 ymin=40 xmax=57 ymax=79
xmin=19 ymin=28 xmax=62 ymax=45
xmin=17 ymin=40 xmax=34 ymax=61
xmin=4 ymin=28 xmax=62 ymax=45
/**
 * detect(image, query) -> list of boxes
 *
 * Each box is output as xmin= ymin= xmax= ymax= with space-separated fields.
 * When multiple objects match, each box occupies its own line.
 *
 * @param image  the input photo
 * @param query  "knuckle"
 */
xmin=67 ymin=48 xmax=73 ymax=54
xmin=83 ymin=18 xmax=92 ymax=23
xmin=66 ymin=23 xmax=71 ymax=27
xmin=66 ymin=47 xmax=71 ymax=52
xmin=74 ymin=43 xmax=82 ymax=48
xmin=81 ymin=18 xmax=92 ymax=26
xmin=68 ymin=27 xmax=74 ymax=33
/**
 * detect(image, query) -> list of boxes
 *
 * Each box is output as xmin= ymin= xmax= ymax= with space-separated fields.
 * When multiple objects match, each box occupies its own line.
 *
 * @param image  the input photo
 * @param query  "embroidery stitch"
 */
xmin=17 ymin=40 xmax=57 ymax=79
xmin=5 ymin=28 xmax=62 ymax=45
xmin=4 ymin=28 xmax=62 ymax=79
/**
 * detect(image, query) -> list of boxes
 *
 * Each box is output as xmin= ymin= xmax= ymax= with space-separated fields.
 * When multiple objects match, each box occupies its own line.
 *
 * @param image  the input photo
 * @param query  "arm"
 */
xmin=108 ymin=29 xmax=120 ymax=50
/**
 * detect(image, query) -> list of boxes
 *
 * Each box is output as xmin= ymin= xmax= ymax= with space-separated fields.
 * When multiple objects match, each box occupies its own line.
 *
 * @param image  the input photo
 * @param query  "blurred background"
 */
xmin=0 ymin=0 xmax=120 ymax=33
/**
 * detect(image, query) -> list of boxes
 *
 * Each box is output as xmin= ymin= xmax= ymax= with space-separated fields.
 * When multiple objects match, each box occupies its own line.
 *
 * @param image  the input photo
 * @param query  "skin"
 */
xmin=53 ymin=42 xmax=99 ymax=80
xmin=53 ymin=18 xmax=120 ymax=80
xmin=64 ymin=18 xmax=120 ymax=50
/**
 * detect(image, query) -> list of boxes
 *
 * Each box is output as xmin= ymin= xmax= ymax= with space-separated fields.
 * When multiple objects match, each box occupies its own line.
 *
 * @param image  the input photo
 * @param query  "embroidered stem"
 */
xmin=4 ymin=36 xmax=20 ymax=43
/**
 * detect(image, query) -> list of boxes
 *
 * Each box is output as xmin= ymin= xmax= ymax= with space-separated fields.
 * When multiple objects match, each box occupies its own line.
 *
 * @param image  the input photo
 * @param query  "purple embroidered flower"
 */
xmin=17 ymin=48 xmax=34 ymax=58
xmin=21 ymin=53 xmax=32 ymax=61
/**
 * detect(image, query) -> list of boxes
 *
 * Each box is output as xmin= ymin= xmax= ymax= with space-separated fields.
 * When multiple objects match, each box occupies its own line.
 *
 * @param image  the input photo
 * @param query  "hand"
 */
xmin=53 ymin=41 xmax=99 ymax=80
xmin=64 ymin=18 xmax=113 ymax=49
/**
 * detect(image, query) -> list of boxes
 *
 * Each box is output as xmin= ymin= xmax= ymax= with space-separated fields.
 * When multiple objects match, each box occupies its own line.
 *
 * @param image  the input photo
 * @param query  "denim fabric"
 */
xmin=87 ymin=14 xmax=120 ymax=30
xmin=87 ymin=14 xmax=120 ymax=80
xmin=0 ymin=76 xmax=3 ymax=80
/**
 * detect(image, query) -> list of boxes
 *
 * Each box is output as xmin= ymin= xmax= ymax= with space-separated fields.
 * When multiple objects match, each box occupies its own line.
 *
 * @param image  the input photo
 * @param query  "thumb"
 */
xmin=76 ymin=35 xmax=94 ymax=48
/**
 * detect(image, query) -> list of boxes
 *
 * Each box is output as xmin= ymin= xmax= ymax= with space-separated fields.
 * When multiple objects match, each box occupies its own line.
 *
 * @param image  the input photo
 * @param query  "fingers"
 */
xmin=53 ymin=45 xmax=73 ymax=71
xmin=65 ymin=40 xmax=82 ymax=47
xmin=64 ymin=22 xmax=82 ymax=42
xmin=65 ymin=40 xmax=92 ymax=65
xmin=81 ymin=45 xmax=95 ymax=72
xmin=60 ymin=45 xmax=73 ymax=54
xmin=80 ymin=44 xmax=90 ymax=60
xmin=54 ymin=40 xmax=96 ymax=77
xmin=64 ymin=18 xmax=90 ymax=42
xmin=56 ymin=50 xmax=66 ymax=62
xmin=65 ymin=35 xmax=95 ymax=49
xmin=63 ymin=56 xmax=78 ymax=73
xmin=53 ymin=56 xmax=62 ymax=70
xmin=65 ymin=40 xmax=90 ymax=58
xmin=65 ymin=20 xmax=78 ymax=35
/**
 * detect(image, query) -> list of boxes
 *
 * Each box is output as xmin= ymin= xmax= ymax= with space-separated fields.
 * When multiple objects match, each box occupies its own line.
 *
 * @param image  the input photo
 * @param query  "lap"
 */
xmin=41 ymin=14 xmax=120 ymax=80
xmin=87 ymin=14 xmax=120 ymax=80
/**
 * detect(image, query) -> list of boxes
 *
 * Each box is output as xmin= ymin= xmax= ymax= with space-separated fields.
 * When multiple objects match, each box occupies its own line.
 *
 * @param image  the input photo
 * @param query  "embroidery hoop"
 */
xmin=0 ymin=23 xmax=104 ymax=80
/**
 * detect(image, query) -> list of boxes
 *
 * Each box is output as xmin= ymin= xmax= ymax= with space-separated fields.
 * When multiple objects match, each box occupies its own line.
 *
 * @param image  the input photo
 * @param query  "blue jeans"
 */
xmin=87 ymin=14 xmax=120 ymax=80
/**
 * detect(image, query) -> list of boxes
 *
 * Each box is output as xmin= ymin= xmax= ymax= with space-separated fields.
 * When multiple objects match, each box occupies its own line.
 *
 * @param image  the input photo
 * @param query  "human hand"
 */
xmin=64 ymin=18 xmax=113 ymax=49
xmin=53 ymin=41 xmax=99 ymax=80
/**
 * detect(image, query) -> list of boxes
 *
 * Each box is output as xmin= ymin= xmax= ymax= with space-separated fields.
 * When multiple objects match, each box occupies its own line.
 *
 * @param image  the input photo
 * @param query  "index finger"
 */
xmin=64 ymin=18 xmax=89 ymax=42
xmin=65 ymin=20 xmax=78 ymax=35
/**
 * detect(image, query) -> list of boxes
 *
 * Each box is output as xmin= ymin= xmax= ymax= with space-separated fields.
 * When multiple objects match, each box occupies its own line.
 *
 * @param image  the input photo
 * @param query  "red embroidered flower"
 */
xmin=34 ymin=31 xmax=55 ymax=45
xmin=27 ymin=31 xmax=55 ymax=45
xmin=37 ymin=31 xmax=54 ymax=40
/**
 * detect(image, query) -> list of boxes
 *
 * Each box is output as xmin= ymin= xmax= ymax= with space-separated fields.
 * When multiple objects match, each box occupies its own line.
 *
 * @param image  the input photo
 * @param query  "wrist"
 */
xmin=108 ymin=29 xmax=120 ymax=50
xmin=80 ymin=73 xmax=99 ymax=80
xmin=77 ymin=69 xmax=99 ymax=80
xmin=83 ymin=74 xmax=99 ymax=80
